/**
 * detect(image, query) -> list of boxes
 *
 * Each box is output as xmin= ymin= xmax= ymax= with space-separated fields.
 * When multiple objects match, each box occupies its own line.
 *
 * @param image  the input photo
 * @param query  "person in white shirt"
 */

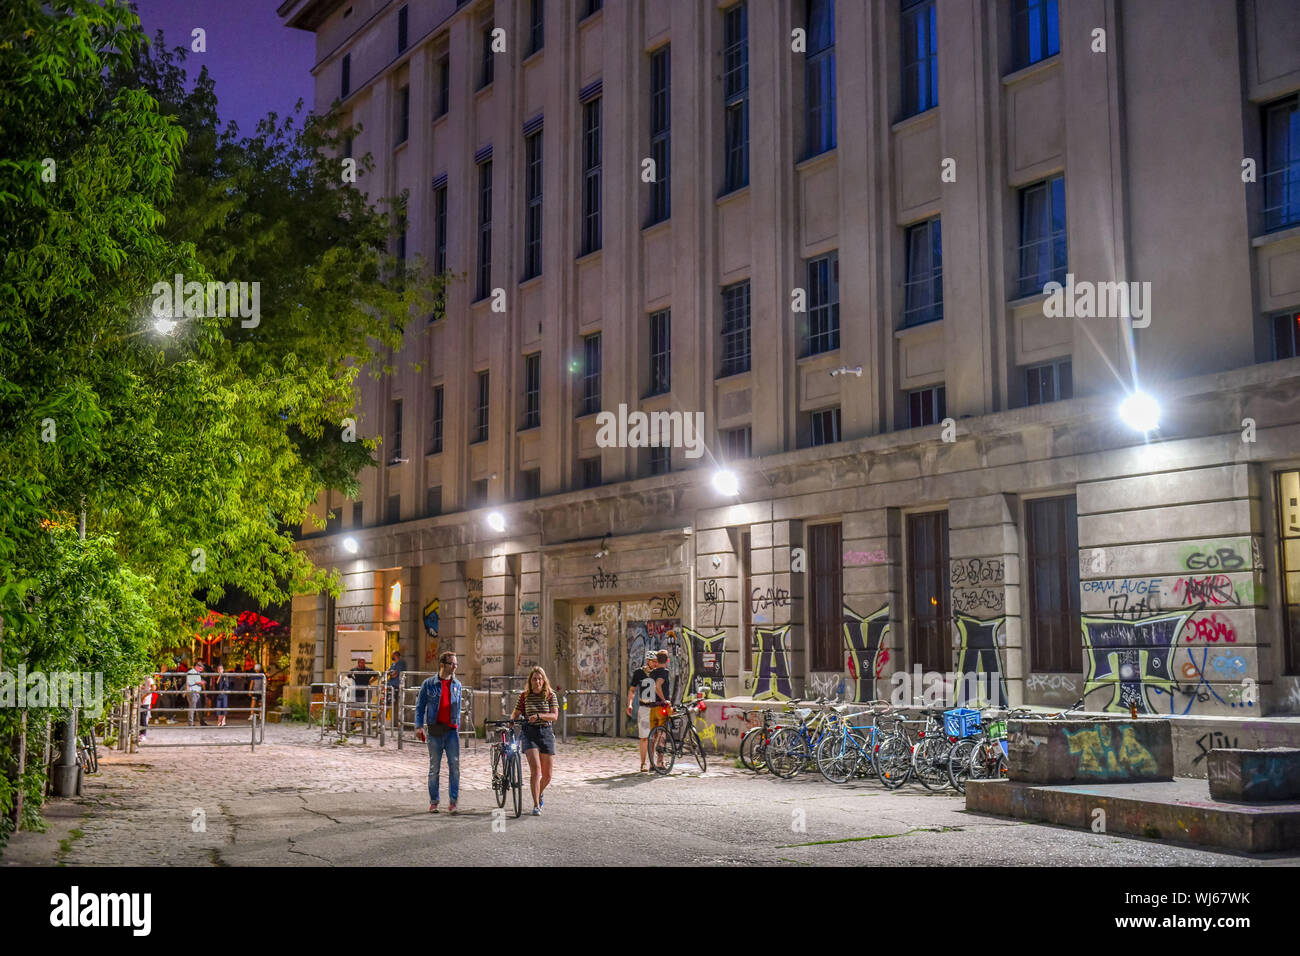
xmin=185 ymin=663 xmax=206 ymax=726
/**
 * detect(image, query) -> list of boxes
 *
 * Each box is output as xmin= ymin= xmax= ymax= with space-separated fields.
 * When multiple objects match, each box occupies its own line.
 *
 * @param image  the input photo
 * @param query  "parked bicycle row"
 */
xmin=737 ymin=697 xmax=1077 ymax=793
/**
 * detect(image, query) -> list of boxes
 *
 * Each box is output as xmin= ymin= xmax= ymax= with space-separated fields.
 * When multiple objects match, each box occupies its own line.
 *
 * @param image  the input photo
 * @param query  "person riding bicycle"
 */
xmin=415 ymin=652 xmax=463 ymax=814
xmin=511 ymin=667 xmax=559 ymax=815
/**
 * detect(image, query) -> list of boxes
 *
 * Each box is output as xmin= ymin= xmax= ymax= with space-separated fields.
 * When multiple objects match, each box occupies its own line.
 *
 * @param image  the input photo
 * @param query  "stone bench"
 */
xmin=1207 ymin=748 xmax=1300 ymax=801
xmin=1007 ymin=718 xmax=1174 ymax=784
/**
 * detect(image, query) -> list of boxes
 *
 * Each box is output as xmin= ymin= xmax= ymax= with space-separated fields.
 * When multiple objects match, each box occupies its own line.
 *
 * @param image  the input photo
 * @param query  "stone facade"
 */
xmin=280 ymin=0 xmax=1300 ymax=719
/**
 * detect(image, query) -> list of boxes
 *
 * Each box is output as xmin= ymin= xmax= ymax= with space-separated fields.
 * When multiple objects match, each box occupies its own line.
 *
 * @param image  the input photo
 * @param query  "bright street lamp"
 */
xmin=342 ymin=536 xmax=359 ymax=554
xmin=486 ymin=511 xmax=506 ymax=533
xmin=1118 ymin=390 xmax=1160 ymax=432
xmin=712 ymin=469 xmax=740 ymax=497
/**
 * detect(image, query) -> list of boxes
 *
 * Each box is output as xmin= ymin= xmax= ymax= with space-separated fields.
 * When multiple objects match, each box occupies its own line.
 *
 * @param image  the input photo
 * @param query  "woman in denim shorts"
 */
xmin=512 ymin=667 xmax=559 ymax=815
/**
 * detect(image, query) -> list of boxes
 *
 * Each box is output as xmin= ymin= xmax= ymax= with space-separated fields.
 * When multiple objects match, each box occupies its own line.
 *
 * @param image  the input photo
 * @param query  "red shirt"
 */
xmin=436 ymin=683 xmax=453 ymax=727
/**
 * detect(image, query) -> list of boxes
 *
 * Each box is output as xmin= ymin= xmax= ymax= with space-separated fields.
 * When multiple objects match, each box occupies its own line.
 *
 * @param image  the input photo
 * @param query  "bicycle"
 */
xmin=955 ymin=704 xmax=1078 ymax=792
xmin=875 ymin=704 xmax=940 ymax=790
xmin=487 ymin=719 xmax=525 ymax=818
xmin=764 ymin=698 xmax=837 ymax=779
xmin=738 ymin=705 xmax=796 ymax=773
xmin=76 ymin=723 xmax=98 ymax=776
xmin=815 ymin=699 xmax=894 ymax=783
xmin=909 ymin=707 xmax=962 ymax=791
xmin=649 ymin=696 xmax=708 ymax=775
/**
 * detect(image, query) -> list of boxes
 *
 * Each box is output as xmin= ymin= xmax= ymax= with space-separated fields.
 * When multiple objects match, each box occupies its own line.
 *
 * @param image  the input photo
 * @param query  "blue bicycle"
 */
xmin=764 ymin=699 xmax=837 ymax=779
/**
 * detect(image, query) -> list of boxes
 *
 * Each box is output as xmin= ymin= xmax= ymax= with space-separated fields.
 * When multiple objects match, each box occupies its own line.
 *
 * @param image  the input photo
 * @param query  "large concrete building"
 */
xmin=279 ymin=0 xmax=1300 ymax=729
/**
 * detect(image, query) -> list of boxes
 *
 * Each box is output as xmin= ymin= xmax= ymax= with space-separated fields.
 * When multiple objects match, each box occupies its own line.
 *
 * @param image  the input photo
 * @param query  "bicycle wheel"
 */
xmin=648 ymin=726 xmax=675 ymax=775
xmin=947 ymin=736 xmax=979 ymax=793
xmin=765 ymin=727 xmax=807 ymax=779
xmin=85 ymin=727 xmax=98 ymax=774
xmin=686 ymin=728 xmax=707 ymax=773
xmin=509 ymin=753 xmax=523 ymax=818
xmin=739 ymin=727 xmax=765 ymax=772
xmin=968 ymin=739 xmax=1004 ymax=784
xmin=912 ymin=734 xmax=953 ymax=791
xmin=875 ymin=732 xmax=912 ymax=789
xmin=852 ymin=731 xmax=877 ymax=778
xmin=815 ymin=732 xmax=858 ymax=784
xmin=491 ymin=746 xmax=507 ymax=807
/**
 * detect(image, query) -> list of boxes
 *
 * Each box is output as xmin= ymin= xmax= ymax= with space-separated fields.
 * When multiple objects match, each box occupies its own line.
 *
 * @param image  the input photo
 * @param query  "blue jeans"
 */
xmin=426 ymin=729 xmax=460 ymax=804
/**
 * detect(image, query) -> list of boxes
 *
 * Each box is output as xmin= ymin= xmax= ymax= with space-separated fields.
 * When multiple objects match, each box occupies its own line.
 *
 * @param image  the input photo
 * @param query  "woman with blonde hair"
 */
xmin=511 ymin=666 xmax=559 ymax=815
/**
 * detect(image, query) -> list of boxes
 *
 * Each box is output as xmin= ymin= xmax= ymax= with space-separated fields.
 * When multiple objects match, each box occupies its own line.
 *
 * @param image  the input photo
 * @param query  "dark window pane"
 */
xmin=808 ymin=523 xmax=843 ymax=671
xmin=1026 ymin=496 xmax=1081 ymax=673
xmin=907 ymin=511 xmax=950 ymax=672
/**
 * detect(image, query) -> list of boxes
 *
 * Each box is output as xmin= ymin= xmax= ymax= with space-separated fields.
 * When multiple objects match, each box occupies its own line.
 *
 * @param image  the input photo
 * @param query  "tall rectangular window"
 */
xmin=386 ymin=494 xmax=401 ymax=524
xmin=903 ymin=218 xmax=943 ymax=326
xmin=426 ymin=486 xmax=443 ymax=517
xmin=809 ymin=407 xmax=841 ymax=446
xmin=1264 ymin=97 xmax=1300 ymax=232
xmin=901 ymin=0 xmax=938 ymax=117
xmin=519 ymin=469 xmax=541 ymax=501
xmin=397 ymin=4 xmax=408 ymax=54
xmin=1018 ymin=175 xmax=1067 ymax=296
xmin=480 ymin=21 xmax=495 ymax=89
xmin=1012 ymin=0 xmax=1059 ymax=69
xmin=1277 ymin=470 xmax=1300 ymax=673
xmin=581 ymin=333 xmax=602 ymax=416
xmin=581 ymin=97 xmax=602 ymax=255
xmin=436 ymin=55 xmax=450 ymax=118
xmin=429 ymin=385 xmax=444 ymax=454
xmin=649 ymin=309 xmax=671 ymax=395
xmin=477 ymin=159 xmax=493 ymax=300
xmin=341 ymin=53 xmax=351 ymax=98
xmin=396 ymin=84 xmax=410 ymax=145
xmin=721 ymin=426 xmax=752 ymax=461
xmin=1026 ymin=496 xmax=1081 ymax=673
xmin=1025 ymin=359 xmax=1072 ymax=405
xmin=524 ymin=130 xmax=543 ymax=279
xmin=352 ymin=501 xmax=363 ymax=528
xmin=471 ymin=479 xmax=489 ymax=507
xmin=649 ymin=47 xmax=671 ymax=224
xmin=388 ymin=400 xmax=403 ymax=461
xmin=908 ymin=385 xmax=946 ymax=427
xmin=805 ymin=0 xmax=836 ymax=157
xmin=650 ymin=445 xmax=671 ymax=475
xmin=475 ymin=371 xmax=490 ymax=442
xmin=529 ymin=0 xmax=544 ymax=56
xmin=723 ymin=3 xmax=749 ymax=193
xmin=523 ymin=353 xmax=541 ymax=429
xmin=907 ymin=511 xmax=950 ymax=672
xmin=433 ymin=184 xmax=448 ymax=275
xmin=808 ymin=523 xmax=844 ymax=671
xmin=805 ymin=251 xmax=840 ymax=354
xmin=1272 ymin=311 xmax=1300 ymax=359
xmin=581 ymin=457 xmax=602 ymax=488
xmin=720 ymin=280 xmax=751 ymax=376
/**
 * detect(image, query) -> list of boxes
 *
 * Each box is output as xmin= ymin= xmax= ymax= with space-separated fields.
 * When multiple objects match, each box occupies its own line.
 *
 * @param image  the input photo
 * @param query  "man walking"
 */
xmin=385 ymin=650 xmax=407 ymax=723
xmin=626 ymin=653 xmax=658 ymax=772
xmin=415 ymin=652 xmax=462 ymax=814
xmin=648 ymin=650 xmax=672 ymax=769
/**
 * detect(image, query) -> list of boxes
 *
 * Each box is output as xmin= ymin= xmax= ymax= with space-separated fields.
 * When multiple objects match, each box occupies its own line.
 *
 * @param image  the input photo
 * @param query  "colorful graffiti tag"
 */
xmin=1081 ymin=609 xmax=1191 ymax=714
xmin=423 ymin=596 xmax=440 ymax=638
xmin=841 ymin=604 xmax=889 ymax=703
xmin=751 ymin=625 xmax=793 ymax=701
xmin=681 ymin=626 xmax=726 ymax=699
xmin=1063 ymin=723 xmax=1160 ymax=778
xmin=953 ymin=614 xmax=1008 ymax=707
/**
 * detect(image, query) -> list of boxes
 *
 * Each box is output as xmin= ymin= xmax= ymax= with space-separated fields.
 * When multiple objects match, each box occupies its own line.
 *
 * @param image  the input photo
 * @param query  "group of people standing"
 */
xmin=138 ymin=660 xmax=267 ymax=740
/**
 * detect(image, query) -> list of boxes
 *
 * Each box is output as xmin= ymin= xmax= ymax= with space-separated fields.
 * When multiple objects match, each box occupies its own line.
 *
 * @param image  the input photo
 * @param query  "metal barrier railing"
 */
xmin=136 ymin=671 xmax=262 ymax=751
xmin=312 ymin=674 xmax=386 ymax=745
xmin=483 ymin=675 xmax=531 ymax=723
xmin=560 ymin=690 xmax=618 ymax=742
xmin=395 ymin=671 xmax=475 ymax=751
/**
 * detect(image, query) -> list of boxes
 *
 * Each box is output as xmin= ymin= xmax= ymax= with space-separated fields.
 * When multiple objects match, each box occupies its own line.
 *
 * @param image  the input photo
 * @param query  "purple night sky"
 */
xmin=131 ymin=0 xmax=316 ymax=136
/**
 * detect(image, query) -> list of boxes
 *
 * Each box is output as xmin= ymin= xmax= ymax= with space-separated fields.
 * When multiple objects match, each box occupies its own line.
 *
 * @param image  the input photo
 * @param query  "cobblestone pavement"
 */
xmin=9 ymin=722 xmax=1299 ymax=866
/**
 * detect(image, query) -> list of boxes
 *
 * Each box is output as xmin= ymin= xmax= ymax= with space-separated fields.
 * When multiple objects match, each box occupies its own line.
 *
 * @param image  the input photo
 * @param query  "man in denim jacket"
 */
xmin=415 ymin=652 xmax=463 ymax=813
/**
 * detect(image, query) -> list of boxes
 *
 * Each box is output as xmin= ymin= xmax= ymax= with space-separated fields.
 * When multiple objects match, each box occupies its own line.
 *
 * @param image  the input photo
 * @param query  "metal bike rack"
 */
xmin=395 ymin=671 xmax=476 ymax=751
xmin=315 ymin=673 xmax=386 ymax=745
xmin=136 ymin=671 xmax=262 ymax=751
xmin=560 ymin=690 xmax=618 ymax=742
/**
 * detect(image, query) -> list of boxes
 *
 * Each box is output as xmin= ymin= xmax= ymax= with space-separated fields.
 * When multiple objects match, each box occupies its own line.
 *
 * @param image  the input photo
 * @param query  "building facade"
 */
xmin=279 ymin=0 xmax=1300 ymax=722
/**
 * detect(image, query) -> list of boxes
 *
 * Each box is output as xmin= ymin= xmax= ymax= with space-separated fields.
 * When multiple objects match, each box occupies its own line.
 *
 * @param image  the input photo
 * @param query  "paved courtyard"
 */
xmin=5 ymin=723 xmax=1298 ymax=866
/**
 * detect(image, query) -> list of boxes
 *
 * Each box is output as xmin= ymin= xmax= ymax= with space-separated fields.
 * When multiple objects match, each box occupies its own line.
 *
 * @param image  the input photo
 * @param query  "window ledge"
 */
xmin=716 ymin=184 xmax=751 ymax=206
xmin=797 ymin=346 xmax=840 ymax=363
xmin=796 ymin=148 xmax=837 ymax=173
xmin=715 ymin=367 xmax=753 ymax=384
xmin=894 ymin=318 xmax=943 ymax=340
xmin=474 ymin=81 xmax=494 ymax=99
xmin=433 ymin=111 xmax=449 ymax=127
xmin=891 ymin=106 xmax=937 ymax=134
xmin=523 ymin=48 xmax=543 ymax=66
xmin=576 ymin=248 xmax=603 ymax=266
xmin=518 ymin=273 xmax=543 ymax=290
xmin=1007 ymin=288 xmax=1052 ymax=309
xmin=393 ymin=139 xmax=409 ymax=153
xmin=1001 ymin=54 xmax=1061 ymax=87
xmin=1252 ymin=223 xmax=1300 ymax=248
xmin=642 ymin=217 xmax=671 ymax=237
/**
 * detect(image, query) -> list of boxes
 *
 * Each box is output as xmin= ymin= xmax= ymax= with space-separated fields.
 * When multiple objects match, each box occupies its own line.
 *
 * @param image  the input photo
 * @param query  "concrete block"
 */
xmin=1007 ymin=718 xmax=1174 ymax=784
xmin=1207 ymin=748 xmax=1300 ymax=802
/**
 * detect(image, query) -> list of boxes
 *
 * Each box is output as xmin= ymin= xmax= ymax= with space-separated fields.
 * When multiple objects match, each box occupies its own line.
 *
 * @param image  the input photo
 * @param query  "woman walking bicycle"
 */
xmin=511 ymin=667 xmax=559 ymax=816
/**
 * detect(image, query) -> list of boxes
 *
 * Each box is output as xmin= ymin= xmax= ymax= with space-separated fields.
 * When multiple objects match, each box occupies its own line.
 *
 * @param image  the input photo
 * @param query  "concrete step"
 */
xmin=966 ymin=777 xmax=1300 ymax=853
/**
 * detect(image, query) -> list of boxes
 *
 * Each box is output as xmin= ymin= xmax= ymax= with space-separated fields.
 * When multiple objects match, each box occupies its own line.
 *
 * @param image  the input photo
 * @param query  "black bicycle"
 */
xmin=649 ymin=696 xmax=708 ymax=775
xmin=487 ymin=719 xmax=525 ymax=817
xmin=76 ymin=723 xmax=98 ymax=775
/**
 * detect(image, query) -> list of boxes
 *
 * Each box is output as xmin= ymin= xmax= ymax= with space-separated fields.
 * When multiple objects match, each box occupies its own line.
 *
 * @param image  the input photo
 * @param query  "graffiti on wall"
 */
xmin=750 ymin=625 xmax=793 ymax=701
xmin=700 ymin=579 xmax=725 ymax=629
xmin=950 ymin=558 xmax=1005 ymax=617
xmin=575 ymin=621 xmax=608 ymax=688
xmin=1063 ymin=723 xmax=1160 ymax=778
xmin=625 ymin=618 xmax=678 ymax=699
xmin=953 ymin=614 xmax=1008 ymax=707
xmin=809 ymin=672 xmax=844 ymax=701
xmin=842 ymin=604 xmax=889 ymax=703
xmin=681 ymin=626 xmax=726 ymax=699
xmin=1081 ymin=609 xmax=1190 ymax=714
